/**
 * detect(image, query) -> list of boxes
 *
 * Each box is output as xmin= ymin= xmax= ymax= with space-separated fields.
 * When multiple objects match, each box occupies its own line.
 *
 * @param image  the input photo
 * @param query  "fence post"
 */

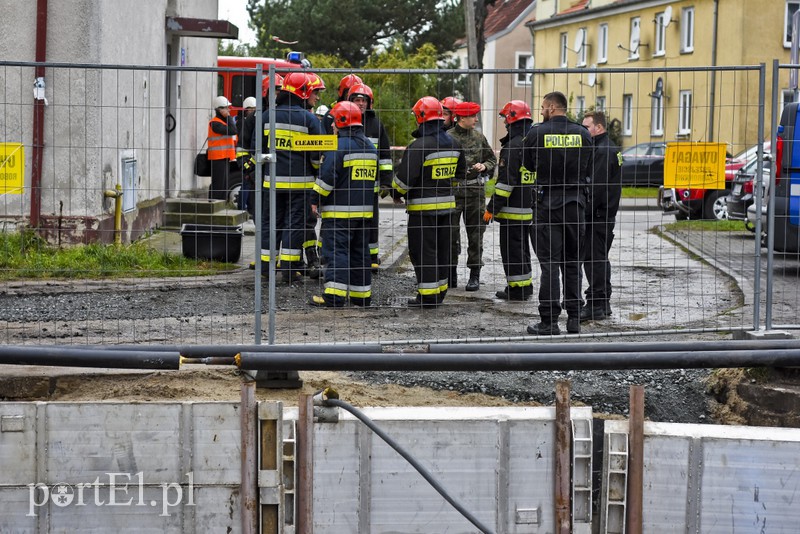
xmin=554 ymin=380 xmax=571 ymax=534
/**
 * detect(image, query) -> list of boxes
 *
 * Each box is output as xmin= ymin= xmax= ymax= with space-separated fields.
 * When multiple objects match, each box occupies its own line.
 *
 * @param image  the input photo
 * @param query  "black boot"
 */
xmin=305 ymin=247 xmax=321 ymax=279
xmin=449 ymin=266 xmax=458 ymax=289
xmin=566 ymin=316 xmax=581 ymax=334
xmin=527 ymin=320 xmax=560 ymax=336
xmin=465 ymin=268 xmax=480 ymax=292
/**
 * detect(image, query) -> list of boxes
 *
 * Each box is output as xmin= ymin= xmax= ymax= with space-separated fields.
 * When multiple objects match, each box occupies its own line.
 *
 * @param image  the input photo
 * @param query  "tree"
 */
xmin=247 ymin=0 xmax=464 ymax=66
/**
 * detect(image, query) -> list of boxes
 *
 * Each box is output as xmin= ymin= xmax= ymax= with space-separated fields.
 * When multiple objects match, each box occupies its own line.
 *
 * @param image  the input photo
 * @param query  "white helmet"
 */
xmin=213 ymin=96 xmax=231 ymax=109
xmin=242 ymin=96 xmax=257 ymax=109
xmin=315 ymin=104 xmax=329 ymax=117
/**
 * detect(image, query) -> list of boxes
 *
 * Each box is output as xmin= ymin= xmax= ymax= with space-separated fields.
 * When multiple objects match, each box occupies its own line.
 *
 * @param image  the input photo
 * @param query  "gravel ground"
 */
xmin=0 ymin=268 xmax=717 ymax=424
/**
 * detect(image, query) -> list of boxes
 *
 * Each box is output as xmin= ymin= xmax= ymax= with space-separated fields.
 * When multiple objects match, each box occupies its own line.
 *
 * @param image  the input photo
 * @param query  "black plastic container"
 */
xmin=179 ymin=224 xmax=243 ymax=262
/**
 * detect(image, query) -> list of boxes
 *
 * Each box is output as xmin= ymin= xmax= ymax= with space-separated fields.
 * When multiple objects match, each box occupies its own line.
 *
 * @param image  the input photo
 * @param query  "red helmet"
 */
xmin=281 ymin=72 xmax=314 ymax=100
xmin=331 ymin=101 xmax=362 ymax=128
xmin=337 ymin=74 xmax=363 ymax=98
xmin=440 ymin=96 xmax=462 ymax=113
xmin=348 ymin=83 xmax=373 ymax=109
xmin=499 ymin=100 xmax=532 ymax=124
xmin=261 ymin=73 xmax=284 ymax=98
xmin=412 ymin=96 xmax=444 ymax=124
xmin=307 ymin=73 xmax=326 ymax=92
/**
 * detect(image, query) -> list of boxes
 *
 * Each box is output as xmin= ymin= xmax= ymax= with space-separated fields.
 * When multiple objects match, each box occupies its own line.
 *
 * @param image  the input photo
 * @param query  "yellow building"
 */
xmin=527 ymin=0 xmax=796 ymax=152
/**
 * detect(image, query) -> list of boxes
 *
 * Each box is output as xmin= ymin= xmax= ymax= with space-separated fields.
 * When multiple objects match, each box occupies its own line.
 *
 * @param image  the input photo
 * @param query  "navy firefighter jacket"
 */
xmin=311 ymin=126 xmax=378 ymax=219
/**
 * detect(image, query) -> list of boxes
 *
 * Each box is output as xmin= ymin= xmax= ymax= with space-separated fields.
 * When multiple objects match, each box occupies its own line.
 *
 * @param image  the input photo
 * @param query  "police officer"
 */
xmin=447 ymin=101 xmax=497 ymax=291
xmin=309 ymin=101 xmax=377 ymax=307
xmin=522 ymin=91 xmax=592 ymax=335
xmin=393 ymin=97 xmax=466 ymax=308
xmin=254 ymin=71 xmax=322 ymax=284
xmin=348 ymin=83 xmax=393 ymax=271
xmin=485 ymin=100 xmax=535 ymax=301
xmin=580 ymin=110 xmax=622 ymax=321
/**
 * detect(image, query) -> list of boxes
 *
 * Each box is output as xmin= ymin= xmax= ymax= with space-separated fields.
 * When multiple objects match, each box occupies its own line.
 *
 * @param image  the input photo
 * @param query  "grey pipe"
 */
xmin=430 ymin=339 xmax=800 ymax=354
xmin=0 ymin=346 xmax=180 ymax=369
xmin=236 ymin=349 xmax=800 ymax=372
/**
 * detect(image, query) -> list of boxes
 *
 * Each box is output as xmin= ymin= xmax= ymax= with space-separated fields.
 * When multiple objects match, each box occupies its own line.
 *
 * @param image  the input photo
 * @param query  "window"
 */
xmin=516 ymin=53 xmax=533 ymax=86
xmin=598 ymin=23 xmax=609 ymax=64
xmin=560 ymin=32 xmax=568 ymax=67
xmin=654 ymin=12 xmax=666 ymax=56
xmin=575 ymin=96 xmax=586 ymax=116
xmin=785 ymin=1 xmax=800 ymax=47
xmin=596 ymin=96 xmax=606 ymax=111
xmin=622 ymin=94 xmax=633 ymax=136
xmin=577 ymin=27 xmax=587 ymax=66
xmin=681 ymin=7 xmax=695 ymax=53
xmin=651 ymin=83 xmax=665 ymax=137
xmin=629 ymin=17 xmax=641 ymax=60
xmin=678 ymin=90 xmax=692 ymax=135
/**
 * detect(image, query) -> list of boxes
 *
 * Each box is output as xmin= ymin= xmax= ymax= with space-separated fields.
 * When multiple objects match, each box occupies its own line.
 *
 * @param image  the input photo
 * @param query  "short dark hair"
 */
xmin=584 ymin=110 xmax=607 ymax=129
xmin=543 ymin=91 xmax=568 ymax=110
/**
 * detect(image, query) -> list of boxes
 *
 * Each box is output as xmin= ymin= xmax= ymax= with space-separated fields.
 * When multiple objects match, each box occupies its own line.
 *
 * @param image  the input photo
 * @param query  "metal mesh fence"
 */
xmin=0 ymin=61 xmax=789 ymax=347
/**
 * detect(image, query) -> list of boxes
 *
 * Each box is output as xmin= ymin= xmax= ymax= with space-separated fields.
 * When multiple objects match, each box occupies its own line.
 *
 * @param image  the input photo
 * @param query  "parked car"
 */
xmin=659 ymin=142 xmax=770 ymax=220
xmin=620 ymin=142 xmax=667 ymax=187
xmin=727 ymin=153 xmax=770 ymax=230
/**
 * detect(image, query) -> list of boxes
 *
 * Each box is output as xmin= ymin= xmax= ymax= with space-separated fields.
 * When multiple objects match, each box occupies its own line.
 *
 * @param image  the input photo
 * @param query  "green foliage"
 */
xmin=663 ymin=219 xmax=749 ymax=233
xmin=218 ymin=40 xmax=252 ymax=57
xmin=247 ymin=0 xmax=464 ymax=66
xmin=0 ymin=232 xmax=234 ymax=281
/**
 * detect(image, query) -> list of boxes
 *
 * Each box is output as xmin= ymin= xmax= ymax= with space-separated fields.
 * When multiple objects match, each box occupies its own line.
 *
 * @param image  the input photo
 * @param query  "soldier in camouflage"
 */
xmin=447 ymin=101 xmax=497 ymax=291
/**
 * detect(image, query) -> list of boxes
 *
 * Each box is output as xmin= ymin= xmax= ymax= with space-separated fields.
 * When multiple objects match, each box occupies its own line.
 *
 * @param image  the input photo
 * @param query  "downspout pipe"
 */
xmin=31 ymin=0 xmax=48 ymax=227
xmin=708 ymin=0 xmax=719 ymax=142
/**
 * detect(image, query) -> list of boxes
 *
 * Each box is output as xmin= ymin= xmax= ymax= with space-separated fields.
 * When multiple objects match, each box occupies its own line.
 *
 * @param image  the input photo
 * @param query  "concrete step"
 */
xmin=164 ymin=209 xmax=250 ymax=229
xmin=165 ymin=198 xmax=228 ymax=215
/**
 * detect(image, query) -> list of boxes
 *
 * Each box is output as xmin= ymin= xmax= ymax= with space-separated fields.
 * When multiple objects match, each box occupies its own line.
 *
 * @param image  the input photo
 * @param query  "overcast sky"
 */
xmin=219 ymin=0 xmax=257 ymax=45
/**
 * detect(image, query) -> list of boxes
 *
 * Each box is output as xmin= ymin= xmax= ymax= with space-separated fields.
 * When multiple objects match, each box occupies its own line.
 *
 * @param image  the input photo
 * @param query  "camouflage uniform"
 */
xmin=447 ymin=125 xmax=497 ymax=276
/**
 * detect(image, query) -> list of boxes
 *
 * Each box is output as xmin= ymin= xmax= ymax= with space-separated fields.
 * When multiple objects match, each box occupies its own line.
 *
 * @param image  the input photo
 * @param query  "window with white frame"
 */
xmin=598 ymin=23 xmax=609 ymax=64
xmin=678 ymin=90 xmax=692 ymax=135
xmin=560 ymin=32 xmax=568 ymax=67
xmin=596 ymin=96 xmax=606 ymax=112
xmin=654 ymin=12 xmax=666 ymax=56
xmin=576 ymin=96 xmax=586 ymax=116
xmin=681 ymin=7 xmax=695 ymax=53
xmin=785 ymin=1 xmax=800 ymax=47
xmin=622 ymin=94 xmax=633 ymax=135
xmin=629 ymin=17 xmax=641 ymax=60
xmin=577 ymin=27 xmax=587 ymax=66
xmin=651 ymin=86 xmax=665 ymax=136
xmin=516 ymin=53 xmax=533 ymax=86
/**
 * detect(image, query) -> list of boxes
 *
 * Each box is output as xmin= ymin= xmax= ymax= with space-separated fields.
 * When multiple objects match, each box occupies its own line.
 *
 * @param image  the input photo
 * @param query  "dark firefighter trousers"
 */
xmin=499 ymin=220 xmax=533 ymax=298
xmin=408 ymin=213 xmax=452 ymax=306
xmin=534 ymin=201 xmax=585 ymax=321
xmin=260 ymin=189 xmax=307 ymax=274
xmin=320 ymin=218 xmax=371 ymax=307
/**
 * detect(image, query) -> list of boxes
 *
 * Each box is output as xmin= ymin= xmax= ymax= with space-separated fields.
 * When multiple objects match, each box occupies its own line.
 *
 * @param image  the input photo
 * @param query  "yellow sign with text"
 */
xmin=291 ymin=134 xmax=337 ymax=151
xmin=664 ymin=142 xmax=726 ymax=189
xmin=0 ymin=143 xmax=24 ymax=195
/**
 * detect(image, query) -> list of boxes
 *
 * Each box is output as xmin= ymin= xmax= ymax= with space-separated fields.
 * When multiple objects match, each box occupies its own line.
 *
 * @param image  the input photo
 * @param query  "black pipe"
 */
xmin=0 ymin=346 xmax=180 ymax=369
xmin=430 ymin=339 xmax=800 ymax=354
xmin=236 ymin=349 xmax=800 ymax=372
xmin=55 ymin=344 xmax=383 ymax=357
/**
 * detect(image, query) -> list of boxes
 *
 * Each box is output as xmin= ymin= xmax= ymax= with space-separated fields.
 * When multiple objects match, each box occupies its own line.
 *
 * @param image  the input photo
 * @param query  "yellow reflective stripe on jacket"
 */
xmin=392 ymin=177 xmax=408 ymax=195
xmin=423 ymin=154 xmax=459 ymax=180
xmin=264 ymin=175 xmax=315 ymax=189
xmin=264 ymin=123 xmax=309 ymax=150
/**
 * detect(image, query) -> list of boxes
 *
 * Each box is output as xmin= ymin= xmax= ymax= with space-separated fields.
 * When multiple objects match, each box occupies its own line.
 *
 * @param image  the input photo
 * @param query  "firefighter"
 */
xmin=447 ymin=101 xmax=497 ymax=291
xmin=320 ymin=74 xmax=363 ymax=134
xmin=393 ymin=97 xmax=466 ymax=308
xmin=485 ymin=100 xmax=535 ymax=301
xmin=440 ymin=96 xmax=462 ymax=130
xmin=522 ymin=91 xmax=592 ymax=335
xmin=235 ymin=96 xmax=258 ymax=215
xmin=257 ymin=71 xmax=322 ymax=284
xmin=309 ymin=101 xmax=377 ymax=307
xmin=347 ymin=83 xmax=393 ymax=271
xmin=207 ymin=96 xmax=237 ymax=200
xmin=301 ymin=72 xmax=327 ymax=278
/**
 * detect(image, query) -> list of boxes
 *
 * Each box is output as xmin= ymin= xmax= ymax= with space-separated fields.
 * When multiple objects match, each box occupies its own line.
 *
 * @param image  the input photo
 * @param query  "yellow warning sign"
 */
xmin=664 ymin=142 xmax=726 ymax=189
xmin=0 ymin=143 xmax=24 ymax=195
xmin=292 ymin=134 xmax=337 ymax=151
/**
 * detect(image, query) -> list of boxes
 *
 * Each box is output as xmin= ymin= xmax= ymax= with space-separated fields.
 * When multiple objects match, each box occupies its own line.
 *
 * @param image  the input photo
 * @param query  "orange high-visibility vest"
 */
xmin=207 ymin=117 xmax=237 ymax=161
